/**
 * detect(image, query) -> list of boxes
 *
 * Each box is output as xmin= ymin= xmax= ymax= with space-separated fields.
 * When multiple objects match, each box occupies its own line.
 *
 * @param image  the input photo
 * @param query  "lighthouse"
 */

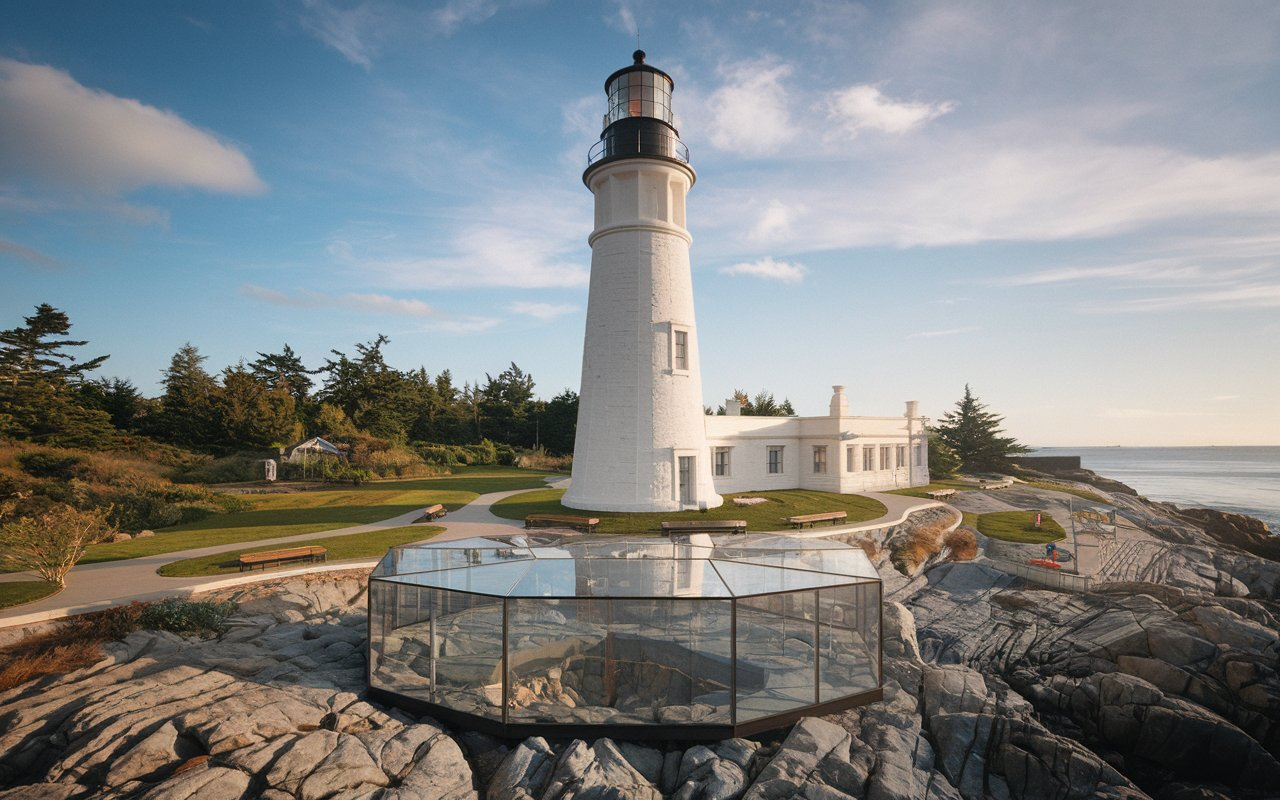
xmin=562 ymin=51 xmax=722 ymax=513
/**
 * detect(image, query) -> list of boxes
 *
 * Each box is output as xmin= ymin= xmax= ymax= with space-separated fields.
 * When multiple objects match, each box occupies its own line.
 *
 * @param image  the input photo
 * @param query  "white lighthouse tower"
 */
xmin=563 ymin=51 xmax=722 ymax=513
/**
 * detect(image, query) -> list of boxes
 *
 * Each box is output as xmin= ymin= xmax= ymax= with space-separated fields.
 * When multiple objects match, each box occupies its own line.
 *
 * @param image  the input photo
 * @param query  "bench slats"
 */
xmin=785 ymin=512 xmax=847 ymax=529
xmin=238 ymin=545 xmax=327 ymax=571
xmin=525 ymin=514 xmax=600 ymax=532
xmin=661 ymin=520 xmax=747 ymax=535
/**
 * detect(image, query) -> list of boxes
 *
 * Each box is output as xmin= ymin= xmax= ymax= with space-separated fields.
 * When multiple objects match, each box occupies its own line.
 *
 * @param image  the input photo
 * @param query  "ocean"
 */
xmin=1030 ymin=446 xmax=1280 ymax=533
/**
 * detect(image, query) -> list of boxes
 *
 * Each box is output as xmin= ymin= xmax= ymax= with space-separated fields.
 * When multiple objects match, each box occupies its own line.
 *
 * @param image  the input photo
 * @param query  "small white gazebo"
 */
xmin=287 ymin=437 xmax=344 ymax=463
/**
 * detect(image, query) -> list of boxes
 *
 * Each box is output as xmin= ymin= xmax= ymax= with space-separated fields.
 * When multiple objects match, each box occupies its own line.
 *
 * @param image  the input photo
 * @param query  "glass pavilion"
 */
xmin=367 ymin=533 xmax=882 ymax=740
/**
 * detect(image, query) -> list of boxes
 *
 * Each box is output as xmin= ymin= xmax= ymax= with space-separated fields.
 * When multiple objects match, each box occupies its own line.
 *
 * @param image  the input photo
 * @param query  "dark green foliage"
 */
xmin=0 ymin=304 xmax=108 ymax=387
xmin=717 ymin=389 xmax=797 ymax=416
xmin=17 ymin=450 xmax=85 ymax=480
xmin=77 ymin=377 xmax=144 ymax=430
xmin=250 ymin=344 xmax=314 ymax=404
xmin=927 ymin=431 xmax=962 ymax=480
xmin=151 ymin=344 xmax=221 ymax=448
xmin=539 ymin=389 xmax=578 ymax=455
xmin=935 ymin=385 xmax=1030 ymax=473
xmin=138 ymin=598 xmax=237 ymax=635
xmin=218 ymin=364 xmax=300 ymax=448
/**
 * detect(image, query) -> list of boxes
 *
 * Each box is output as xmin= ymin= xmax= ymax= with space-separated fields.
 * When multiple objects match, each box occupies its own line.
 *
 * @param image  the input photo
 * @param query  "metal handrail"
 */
xmin=587 ymin=130 xmax=690 ymax=167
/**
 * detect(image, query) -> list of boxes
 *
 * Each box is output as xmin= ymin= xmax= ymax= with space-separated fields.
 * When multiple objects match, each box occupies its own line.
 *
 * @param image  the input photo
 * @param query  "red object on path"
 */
xmin=1028 ymin=558 xmax=1063 ymax=570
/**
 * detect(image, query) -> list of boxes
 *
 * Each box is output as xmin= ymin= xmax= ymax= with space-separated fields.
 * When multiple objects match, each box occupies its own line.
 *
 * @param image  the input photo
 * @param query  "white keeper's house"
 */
xmin=563 ymin=51 xmax=929 ymax=514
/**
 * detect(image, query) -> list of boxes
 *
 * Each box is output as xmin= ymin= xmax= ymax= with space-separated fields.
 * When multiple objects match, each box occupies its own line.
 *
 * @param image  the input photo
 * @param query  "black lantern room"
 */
xmin=586 ymin=51 xmax=689 ymax=177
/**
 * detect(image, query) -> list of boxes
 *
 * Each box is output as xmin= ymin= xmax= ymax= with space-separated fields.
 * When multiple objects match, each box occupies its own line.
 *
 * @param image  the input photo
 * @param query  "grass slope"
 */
xmin=490 ymin=488 xmax=887 ymax=534
xmin=83 ymin=468 xmax=550 ymax=565
xmin=1019 ymin=480 xmax=1111 ymax=505
xmin=976 ymin=510 xmax=1065 ymax=544
xmin=0 ymin=581 xmax=60 ymax=610
xmin=157 ymin=525 xmax=441 ymax=577
xmin=886 ymin=479 xmax=975 ymax=499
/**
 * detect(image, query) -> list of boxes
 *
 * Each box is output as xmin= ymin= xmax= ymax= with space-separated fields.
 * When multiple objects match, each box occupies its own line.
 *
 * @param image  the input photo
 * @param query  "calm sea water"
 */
xmin=1031 ymin=446 xmax=1280 ymax=533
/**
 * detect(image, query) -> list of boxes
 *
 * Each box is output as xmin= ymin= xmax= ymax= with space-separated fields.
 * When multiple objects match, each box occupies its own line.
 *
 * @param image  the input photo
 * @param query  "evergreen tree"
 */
xmin=479 ymin=362 xmax=536 ymax=447
xmin=540 ymin=389 xmax=579 ymax=455
xmin=218 ymin=364 xmax=301 ymax=448
xmin=0 ymin=305 xmax=114 ymax=447
xmin=250 ymin=344 xmax=314 ymax=405
xmin=0 ymin=304 xmax=108 ymax=388
xmin=77 ymin=377 xmax=143 ymax=431
xmin=153 ymin=343 xmax=220 ymax=448
xmin=935 ymin=385 xmax=1029 ymax=473
xmin=926 ymin=429 xmax=962 ymax=480
xmin=716 ymin=388 xmax=796 ymax=416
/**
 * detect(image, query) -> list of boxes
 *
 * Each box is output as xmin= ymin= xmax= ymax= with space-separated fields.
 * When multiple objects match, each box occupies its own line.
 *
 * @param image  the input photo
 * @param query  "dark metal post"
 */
xmin=502 ymin=597 xmax=510 ymax=727
xmin=729 ymin=600 xmax=738 ymax=729
xmin=814 ymin=589 xmax=821 ymax=706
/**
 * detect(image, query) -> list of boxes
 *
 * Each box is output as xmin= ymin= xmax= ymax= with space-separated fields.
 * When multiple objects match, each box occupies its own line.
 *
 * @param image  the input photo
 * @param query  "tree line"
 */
xmin=0 ymin=304 xmax=579 ymax=457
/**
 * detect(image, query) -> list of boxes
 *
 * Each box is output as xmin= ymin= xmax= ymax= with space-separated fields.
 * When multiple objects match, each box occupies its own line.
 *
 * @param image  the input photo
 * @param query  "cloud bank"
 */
xmin=0 ymin=59 xmax=264 ymax=195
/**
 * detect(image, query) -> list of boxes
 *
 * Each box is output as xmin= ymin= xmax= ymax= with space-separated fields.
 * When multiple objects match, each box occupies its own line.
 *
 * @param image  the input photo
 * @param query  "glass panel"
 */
xmin=511 ymin=558 xmax=731 ymax=598
xmin=710 ymin=560 xmax=858 ymax=596
xmin=506 ymin=597 xmax=732 ymax=726
xmin=381 ymin=559 xmax=532 ymax=596
xmin=818 ymin=584 xmax=878 ymax=701
xmin=371 ymin=587 xmax=505 ymax=721
xmin=735 ymin=591 xmax=817 ymax=722
xmin=387 ymin=541 xmax=533 ymax=576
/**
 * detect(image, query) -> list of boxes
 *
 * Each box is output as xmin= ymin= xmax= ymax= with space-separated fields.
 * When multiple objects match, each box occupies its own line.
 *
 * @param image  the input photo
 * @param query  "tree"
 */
xmin=218 ymin=364 xmax=302 ymax=448
xmin=479 ymin=362 xmax=536 ymax=446
xmin=717 ymin=388 xmax=796 ymax=416
xmin=251 ymin=344 xmax=314 ymax=405
xmin=77 ymin=377 xmax=143 ymax=430
xmin=540 ymin=389 xmax=579 ymax=455
xmin=152 ymin=344 xmax=221 ymax=448
xmin=0 ymin=305 xmax=114 ymax=447
xmin=0 ymin=504 xmax=115 ymax=586
xmin=0 ymin=304 xmax=108 ymax=388
xmin=934 ymin=385 xmax=1029 ymax=473
xmin=926 ymin=429 xmax=962 ymax=480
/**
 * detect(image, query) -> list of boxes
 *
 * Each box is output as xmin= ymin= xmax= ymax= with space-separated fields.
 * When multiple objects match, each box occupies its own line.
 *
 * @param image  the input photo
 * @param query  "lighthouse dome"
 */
xmin=587 ymin=51 xmax=688 ymax=175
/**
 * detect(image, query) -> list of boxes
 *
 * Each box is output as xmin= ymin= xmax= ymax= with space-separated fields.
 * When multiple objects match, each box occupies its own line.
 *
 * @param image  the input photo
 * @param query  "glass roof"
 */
xmin=372 ymin=533 xmax=878 ymax=598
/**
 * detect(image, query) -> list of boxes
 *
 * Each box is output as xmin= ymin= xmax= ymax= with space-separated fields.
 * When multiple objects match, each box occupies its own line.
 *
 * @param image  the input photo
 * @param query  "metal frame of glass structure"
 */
xmin=367 ymin=533 xmax=883 ymax=741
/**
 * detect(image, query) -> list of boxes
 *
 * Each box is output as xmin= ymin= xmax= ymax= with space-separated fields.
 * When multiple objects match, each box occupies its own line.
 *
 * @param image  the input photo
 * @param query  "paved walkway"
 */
xmin=0 ymin=486 xmax=939 ymax=628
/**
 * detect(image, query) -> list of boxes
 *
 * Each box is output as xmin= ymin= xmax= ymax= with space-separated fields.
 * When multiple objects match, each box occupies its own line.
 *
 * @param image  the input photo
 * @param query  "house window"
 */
xmin=897 ymin=445 xmax=907 ymax=469
xmin=713 ymin=447 xmax=731 ymax=477
xmin=879 ymin=446 xmax=891 ymax=470
xmin=674 ymin=330 xmax=688 ymax=370
xmin=863 ymin=447 xmax=874 ymax=471
xmin=813 ymin=446 xmax=828 ymax=474
xmin=916 ymin=444 xmax=925 ymax=466
xmin=846 ymin=446 xmax=856 ymax=472
xmin=767 ymin=446 xmax=784 ymax=474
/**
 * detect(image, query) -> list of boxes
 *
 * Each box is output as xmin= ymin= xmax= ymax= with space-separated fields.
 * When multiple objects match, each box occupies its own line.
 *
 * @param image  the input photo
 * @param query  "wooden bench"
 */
xmin=926 ymin=489 xmax=956 ymax=500
xmin=785 ymin=512 xmax=848 ymax=529
xmin=661 ymin=519 xmax=748 ymax=536
xmin=525 ymin=514 xmax=600 ymax=533
xmin=238 ymin=545 xmax=327 ymax=572
xmin=417 ymin=503 xmax=447 ymax=522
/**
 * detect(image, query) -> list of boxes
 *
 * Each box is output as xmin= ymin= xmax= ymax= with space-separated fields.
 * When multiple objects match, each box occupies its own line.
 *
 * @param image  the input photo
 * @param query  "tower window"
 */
xmin=767 ymin=446 xmax=784 ymax=474
xmin=674 ymin=330 xmax=688 ymax=370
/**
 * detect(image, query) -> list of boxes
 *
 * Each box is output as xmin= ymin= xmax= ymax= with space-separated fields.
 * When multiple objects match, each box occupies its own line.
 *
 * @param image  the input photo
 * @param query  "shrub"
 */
xmin=16 ymin=450 xmax=85 ymax=480
xmin=0 ymin=504 xmax=116 ymax=586
xmin=944 ymin=528 xmax=978 ymax=561
xmin=890 ymin=520 xmax=951 ymax=575
xmin=515 ymin=449 xmax=573 ymax=472
xmin=171 ymin=454 xmax=271 ymax=484
xmin=138 ymin=598 xmax=237 ymax=635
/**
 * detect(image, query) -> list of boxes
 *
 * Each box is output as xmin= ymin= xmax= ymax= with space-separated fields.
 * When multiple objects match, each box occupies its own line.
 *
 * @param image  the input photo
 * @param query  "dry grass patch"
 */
xmin=944 ymin=528 xmax=978 ymax=561
xmin=892 ymin=519 xmax=953 ymax=574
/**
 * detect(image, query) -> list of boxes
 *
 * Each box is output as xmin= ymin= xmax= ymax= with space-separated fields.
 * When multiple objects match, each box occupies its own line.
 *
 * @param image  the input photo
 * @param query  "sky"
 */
xmin=2 ymin=1 xmax=1278 ymax=448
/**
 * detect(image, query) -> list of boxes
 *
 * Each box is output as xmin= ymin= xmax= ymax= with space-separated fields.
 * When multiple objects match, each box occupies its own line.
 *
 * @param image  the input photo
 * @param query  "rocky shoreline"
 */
xmin=2 ymin=476 xmax=1279 ymax=799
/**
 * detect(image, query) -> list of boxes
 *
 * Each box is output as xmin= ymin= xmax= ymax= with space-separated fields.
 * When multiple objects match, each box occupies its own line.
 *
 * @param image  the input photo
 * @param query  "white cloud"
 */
xmin=298 ymin=0 xmax=385 ymax=68
xmin=1087 ymin=284 xmax=1280 ymax=313
xmin=605 ymin=1 xmax=637 ymax=36
xmin=429 ymin=316 xmax=501 ymax=334
xmin=828 ymin=84 xmax=955 ymax=137
xmin=706 ymin=62 xmax=796 ymax=157
xmin=240 ymin=284 xmax=434 ymax=317
xmin=433 ymin=0 xmax=500 ymax=35
xmin=908 ymin=326 xmax=981 ymax=339
xmin=508 ymin=301 xmax=579 ymax=321
xmin=718 ymin=257 xmax=807 ymax=283
xmin=344 ymin=293 xmax=434 ymax=317
xmin=0 ymin=59 xmax=264 ymax=195
xmin=0 ymin=239 xmax=60 ymax=269
xmin=749 ymin=199 xmax=798 ymax=243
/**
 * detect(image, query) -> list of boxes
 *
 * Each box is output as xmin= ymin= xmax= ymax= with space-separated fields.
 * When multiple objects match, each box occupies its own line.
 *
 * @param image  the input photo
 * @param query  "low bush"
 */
xmin=944 ymin=528 xmax=978 ymax=561
xmin=138 ymin=598 xmax=238 ymax=635
xmin=0 ymin=597 xmax=236 ymax=691
xmin=515 ymin=449 xmax=573 ymax=472
xmin=17 ymin=450 xmax=85 ymax=480
xmin=171 ymin=454 xmax=270 ymax=485
xmin=891 ymin=520 xmax=952 ymax=575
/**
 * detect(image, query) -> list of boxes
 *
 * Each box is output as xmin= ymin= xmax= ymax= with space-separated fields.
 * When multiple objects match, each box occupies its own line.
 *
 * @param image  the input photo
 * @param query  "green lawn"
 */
xmin=1020 ymin=481 xmax=1111 ymax=505
xmin=885 ymin=479 xmax=975 ymax=499
xmin=157 ymin=525 xmax=442 ymax=577
xmin=489 ymin=488 xmax=887 ymax=534
xmin=0 ymin=580 xmax=60 ymax=610
xmin=976 ymin=510 xmax=1065 ymax=544
xmin=81 ymin=468 xmax=551 ymax=566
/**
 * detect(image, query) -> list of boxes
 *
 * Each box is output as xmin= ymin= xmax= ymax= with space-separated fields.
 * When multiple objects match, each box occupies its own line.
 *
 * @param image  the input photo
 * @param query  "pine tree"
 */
xmin=935 ymin=385 xmax=1029 ymax=473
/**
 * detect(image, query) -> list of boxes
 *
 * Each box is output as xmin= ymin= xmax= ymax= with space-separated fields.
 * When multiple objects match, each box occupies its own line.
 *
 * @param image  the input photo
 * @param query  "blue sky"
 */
xmin=3 ymin=1 xmax=1278 ymax=447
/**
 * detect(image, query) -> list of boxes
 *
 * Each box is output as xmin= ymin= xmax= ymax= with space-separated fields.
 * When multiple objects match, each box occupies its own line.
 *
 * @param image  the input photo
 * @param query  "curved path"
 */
xmin=0 ymin=487 xmax=939 ymax=629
